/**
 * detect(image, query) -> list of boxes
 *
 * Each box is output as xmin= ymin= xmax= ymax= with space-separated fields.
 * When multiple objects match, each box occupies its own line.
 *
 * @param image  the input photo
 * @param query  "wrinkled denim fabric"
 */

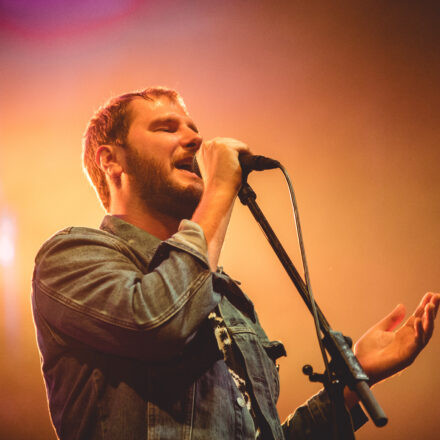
xmin=32 ymin=216 xmax=367 ymax=439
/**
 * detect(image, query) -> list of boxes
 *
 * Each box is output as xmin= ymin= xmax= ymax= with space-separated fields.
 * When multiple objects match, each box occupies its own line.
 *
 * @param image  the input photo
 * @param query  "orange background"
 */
xmin=0 ymin=1 xmax=439 ymax=438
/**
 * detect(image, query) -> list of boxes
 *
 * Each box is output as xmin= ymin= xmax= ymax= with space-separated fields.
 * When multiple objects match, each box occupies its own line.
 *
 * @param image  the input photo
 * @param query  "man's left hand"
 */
xmin=354 ymin=292 xmax=440 ymax=385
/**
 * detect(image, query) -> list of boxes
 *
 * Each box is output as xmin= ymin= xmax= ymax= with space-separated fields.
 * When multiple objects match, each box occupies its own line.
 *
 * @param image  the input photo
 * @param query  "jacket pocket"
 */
xmin=261 ymin=340 xmax=286 ymax=403
xmin=147 ymin=381 xmax=196 ymax=440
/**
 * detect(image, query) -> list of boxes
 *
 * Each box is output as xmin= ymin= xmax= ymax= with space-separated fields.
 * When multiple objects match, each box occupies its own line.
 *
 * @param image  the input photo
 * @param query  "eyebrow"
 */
xmin=149 ymin=116 xmax=199 ymax=133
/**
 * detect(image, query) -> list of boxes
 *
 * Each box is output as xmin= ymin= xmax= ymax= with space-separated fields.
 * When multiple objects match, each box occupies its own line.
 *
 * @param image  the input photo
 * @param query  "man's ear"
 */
xmin=95 ymin=145 xmax=123 ymax=181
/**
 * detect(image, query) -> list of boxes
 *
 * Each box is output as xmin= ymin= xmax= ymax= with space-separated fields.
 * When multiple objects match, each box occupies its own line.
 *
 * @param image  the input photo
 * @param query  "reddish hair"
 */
xmin=82 ymin=87 xmax=185 ymax=210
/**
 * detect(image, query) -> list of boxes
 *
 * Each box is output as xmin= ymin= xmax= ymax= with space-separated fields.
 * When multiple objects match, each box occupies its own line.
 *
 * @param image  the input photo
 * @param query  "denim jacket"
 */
xmin=32 ymin=216 xmax=366 ymax=439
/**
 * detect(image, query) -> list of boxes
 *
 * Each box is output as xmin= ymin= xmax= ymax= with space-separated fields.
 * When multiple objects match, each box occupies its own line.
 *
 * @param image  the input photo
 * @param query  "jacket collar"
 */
xmin=100 ymin=215 xmax=161 ymax=256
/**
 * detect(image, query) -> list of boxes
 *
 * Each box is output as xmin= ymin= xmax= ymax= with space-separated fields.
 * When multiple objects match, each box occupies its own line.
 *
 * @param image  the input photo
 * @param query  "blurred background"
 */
xmin=0 ymin=0 xmax=439 ymax=438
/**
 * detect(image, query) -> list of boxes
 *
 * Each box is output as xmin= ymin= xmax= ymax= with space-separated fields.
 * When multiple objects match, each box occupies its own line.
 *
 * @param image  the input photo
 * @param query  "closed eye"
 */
xmin=149 ymin=115 xmax=197 ymax=134
xmin=155 ymin=126 xmax=175 ymax=133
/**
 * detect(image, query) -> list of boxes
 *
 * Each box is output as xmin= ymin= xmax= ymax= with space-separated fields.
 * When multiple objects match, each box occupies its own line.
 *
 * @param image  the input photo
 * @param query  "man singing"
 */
xmin=32 ymin=87 xmax=439 ymax=439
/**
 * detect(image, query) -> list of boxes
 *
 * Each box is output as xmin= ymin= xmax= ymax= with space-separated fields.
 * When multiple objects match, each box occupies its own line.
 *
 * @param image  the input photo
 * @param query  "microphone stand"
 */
xmin=238 ymin=182 xmax=388 ymax=438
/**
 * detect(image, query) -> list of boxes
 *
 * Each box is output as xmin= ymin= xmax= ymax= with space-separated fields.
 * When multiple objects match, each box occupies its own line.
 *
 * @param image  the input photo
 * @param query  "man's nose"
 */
xmin=181 ymin=127 xmax=202 ymax=151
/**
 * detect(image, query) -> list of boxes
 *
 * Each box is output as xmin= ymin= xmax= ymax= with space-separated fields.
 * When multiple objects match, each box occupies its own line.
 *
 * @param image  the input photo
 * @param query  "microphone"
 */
xmin=192 ymin=153 xmax=280 ymax=178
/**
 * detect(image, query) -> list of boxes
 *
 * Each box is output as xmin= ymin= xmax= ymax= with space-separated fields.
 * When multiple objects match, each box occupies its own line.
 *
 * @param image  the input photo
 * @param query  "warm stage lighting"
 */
xmin=0 ymin=209 xmax=19 ymax=348
xmin=0 ymin=213 xmax=15 ymax=267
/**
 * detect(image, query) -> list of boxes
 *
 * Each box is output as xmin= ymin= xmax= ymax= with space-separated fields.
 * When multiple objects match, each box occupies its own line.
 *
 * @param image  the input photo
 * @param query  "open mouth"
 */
xmin=174 ymin=158 xmax=198 ymax=176
xmin=175 ymin=163 xmax=193 ymax=172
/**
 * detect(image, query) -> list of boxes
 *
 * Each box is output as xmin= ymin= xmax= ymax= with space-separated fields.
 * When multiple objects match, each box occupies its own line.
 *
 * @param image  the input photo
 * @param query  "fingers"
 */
xmin=415 ymin=293 xmax=439 ymax=347
xmin=196 ymin=137 xmax=250 ymax=191
xmin=376 ymin=303 xmax=406 ymax=332
xmin=204 ymin=137 xmax=250 ymax=154
xmin=198 ymin=138 xmax=250 ymax=167
xmin=429 ymin=293 xmax=440 ymax=319
xmin=414 ymin=317 xmax=424 ymax=346
xmin=368 ymin=293 xmax=438 ymax=337
xmin=414 ymin=292 xmax=434 ymax=319
xmin=421 ymin=302 xmax=437 ymax=345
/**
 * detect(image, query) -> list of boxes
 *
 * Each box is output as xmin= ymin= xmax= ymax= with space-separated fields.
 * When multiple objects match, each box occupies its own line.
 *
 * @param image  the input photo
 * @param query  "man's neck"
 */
xmin=110 ymin=207 xmax=181 ymax=241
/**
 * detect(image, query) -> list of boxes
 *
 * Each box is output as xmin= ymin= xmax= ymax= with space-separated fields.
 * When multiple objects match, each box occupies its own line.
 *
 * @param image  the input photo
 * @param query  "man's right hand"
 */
xmin=196 ymin=137 xmax=251 ymax=194
xmin=192 ymin=137 xmax=251 ymax=271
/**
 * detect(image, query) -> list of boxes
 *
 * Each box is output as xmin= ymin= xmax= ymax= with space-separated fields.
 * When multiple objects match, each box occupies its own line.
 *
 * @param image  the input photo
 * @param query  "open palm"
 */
xmin=354 ymin=292 xmax=439 ymax=385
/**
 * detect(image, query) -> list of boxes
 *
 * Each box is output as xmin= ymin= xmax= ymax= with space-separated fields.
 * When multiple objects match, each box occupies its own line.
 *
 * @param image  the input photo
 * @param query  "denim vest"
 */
xmin=32 ymin=216 xmax=365 ymax=439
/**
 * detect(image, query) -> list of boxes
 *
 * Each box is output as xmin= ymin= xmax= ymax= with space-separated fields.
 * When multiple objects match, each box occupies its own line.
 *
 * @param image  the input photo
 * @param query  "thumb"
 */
xmin=375 ymin=303 xmax=406 ymax=332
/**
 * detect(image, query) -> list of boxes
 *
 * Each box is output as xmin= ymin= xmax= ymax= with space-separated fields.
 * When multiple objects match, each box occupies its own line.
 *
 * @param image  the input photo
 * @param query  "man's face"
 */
xmin=122 ymin=96 xmax=203 ymax=219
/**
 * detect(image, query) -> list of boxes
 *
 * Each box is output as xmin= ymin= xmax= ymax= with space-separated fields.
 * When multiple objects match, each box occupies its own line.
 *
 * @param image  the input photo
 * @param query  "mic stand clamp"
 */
xmin=302 ymin=364 xmax=354 ymax=439
xmin=302 ymin=331 xmax=362 ymax=440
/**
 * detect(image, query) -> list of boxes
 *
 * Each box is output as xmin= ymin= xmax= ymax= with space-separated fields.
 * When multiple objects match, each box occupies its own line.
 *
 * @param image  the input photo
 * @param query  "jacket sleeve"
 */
xmin=282 ymin=389 xmax=368 ymax=439
xmin=32 ymin=220 xmax=221 ymax=361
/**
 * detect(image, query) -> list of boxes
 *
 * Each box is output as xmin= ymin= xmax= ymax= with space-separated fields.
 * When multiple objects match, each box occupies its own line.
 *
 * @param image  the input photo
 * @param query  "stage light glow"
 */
xmin=0 ymin=0 xmax=143 ymax=39
xmin=0 ymin=210 xmax=18 ymax=350
xmin=0 ymin=214 xmax=15 ymax=267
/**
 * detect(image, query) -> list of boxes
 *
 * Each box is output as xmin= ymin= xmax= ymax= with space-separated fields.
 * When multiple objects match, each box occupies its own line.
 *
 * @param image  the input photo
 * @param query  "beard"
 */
xmin=124 ymin=147 xmax=202 ymax=220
